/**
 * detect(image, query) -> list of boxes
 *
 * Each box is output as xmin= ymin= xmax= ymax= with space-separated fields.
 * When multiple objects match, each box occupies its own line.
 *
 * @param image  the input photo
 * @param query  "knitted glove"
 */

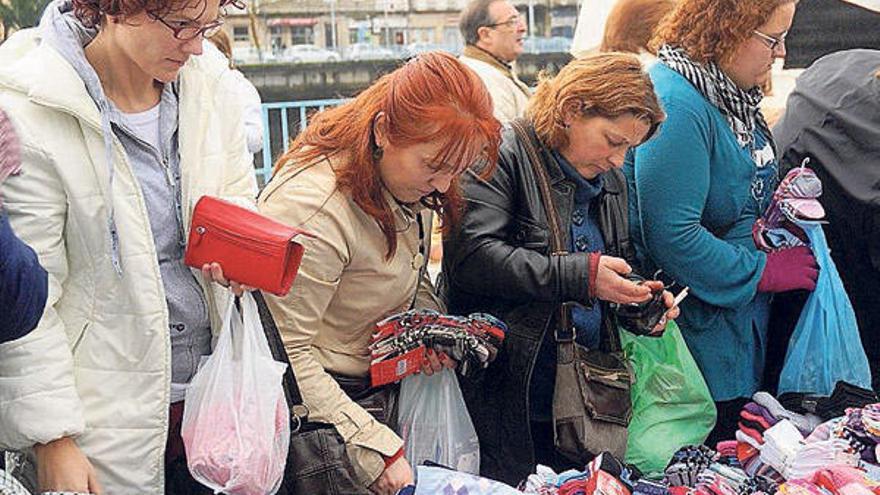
xmin=757 ymin=246 xmax=819 ymax=293
xmin=0 ymin=110 xmax=22 ymax=207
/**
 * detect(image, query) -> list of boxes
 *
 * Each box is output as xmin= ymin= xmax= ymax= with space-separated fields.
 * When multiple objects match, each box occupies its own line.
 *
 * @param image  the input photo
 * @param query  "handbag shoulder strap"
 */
xmin=252 ymin=291 xmax=310 ymax=427
xmin=510 ymin=118 xmax=566 ymax=255
xmin=509 ymin=119 xmax=579 ymax=344
xmin=408 ymin=211 xmax=426 ymax=311
xmin=509 ymin=119 xmax=625 ymax=352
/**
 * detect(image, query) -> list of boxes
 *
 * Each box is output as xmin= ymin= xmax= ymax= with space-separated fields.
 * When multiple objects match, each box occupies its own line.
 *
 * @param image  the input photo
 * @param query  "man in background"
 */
xmin=459 ymin=0 xmax=530 ymax=122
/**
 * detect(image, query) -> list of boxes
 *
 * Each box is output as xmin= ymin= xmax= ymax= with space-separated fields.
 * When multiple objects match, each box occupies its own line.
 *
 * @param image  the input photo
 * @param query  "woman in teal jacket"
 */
xmin=624 ymin=0 xmax=816 ymax=445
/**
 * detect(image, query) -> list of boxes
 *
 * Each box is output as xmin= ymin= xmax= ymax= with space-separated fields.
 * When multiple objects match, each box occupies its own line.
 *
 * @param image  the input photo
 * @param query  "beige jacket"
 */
xmin=459 ymin=45 xmax=532 ymax=123
xmin=257 ymin=157 xmax=443 ymax=486
xmin=0 ymin=27 xmax=255 ymax=494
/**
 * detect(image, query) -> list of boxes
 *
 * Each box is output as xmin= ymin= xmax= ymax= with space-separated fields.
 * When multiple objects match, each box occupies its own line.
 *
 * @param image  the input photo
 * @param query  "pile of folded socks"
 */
xmin=716 ymin=442 xmax=741 ymax=469
xmin=664 ymin=446 xmax=778 ymax=495
xmin=519 ymin=453 xmax=640 ymax=495
xmin=665 ymin=445 xmax=719 ymax=488
xmin=760 ymin=420 xmax=805 ymax=477
xmin=775 ymin=464 xmax=880 ymax=495
xmin=401 ymin=394 xmax=880 ymax=495
xmin=779 ymin=382 xmax=879 ymax=422
xmin=804 ymin=409 xmax=880 ymax=466
xmin=369 ymin=309 xmax=507 ymax=386
xmin=733 ymin=391 xmax=880 ymax=489
xmin=735 ymin=392 xmax=830 ymax=480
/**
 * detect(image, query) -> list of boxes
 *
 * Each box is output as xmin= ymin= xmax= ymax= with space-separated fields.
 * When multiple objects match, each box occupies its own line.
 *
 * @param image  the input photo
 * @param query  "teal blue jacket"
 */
xmin=623 ymin=62 xmax=776 ymax=401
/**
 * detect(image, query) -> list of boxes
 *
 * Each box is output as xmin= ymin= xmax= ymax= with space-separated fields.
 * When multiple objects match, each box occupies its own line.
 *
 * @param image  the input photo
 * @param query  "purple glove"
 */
xmin=0 ymin=109 xmax=22 ymax=207
xmin=757 ymin=246 xmax=819 ymax=293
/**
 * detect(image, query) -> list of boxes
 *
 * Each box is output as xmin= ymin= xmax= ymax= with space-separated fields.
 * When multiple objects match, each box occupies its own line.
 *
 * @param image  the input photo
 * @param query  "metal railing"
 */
xmin=257 ymin=98 xmax=347 ymax=185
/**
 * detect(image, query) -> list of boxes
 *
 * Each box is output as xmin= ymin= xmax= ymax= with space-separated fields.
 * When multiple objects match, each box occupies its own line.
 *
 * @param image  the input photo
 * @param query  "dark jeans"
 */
xmin=165 ymin=401 xmax=213 ymax=495
xmin=705 ymin=398 xmax=750 ymax=449
xmin=530 ymin=420 xmax=585 ymax=474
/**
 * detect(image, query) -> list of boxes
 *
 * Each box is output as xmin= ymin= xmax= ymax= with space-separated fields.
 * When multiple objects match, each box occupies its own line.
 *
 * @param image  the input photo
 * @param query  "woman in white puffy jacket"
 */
xmin=0 ymin=0 xmax=256 ymax=493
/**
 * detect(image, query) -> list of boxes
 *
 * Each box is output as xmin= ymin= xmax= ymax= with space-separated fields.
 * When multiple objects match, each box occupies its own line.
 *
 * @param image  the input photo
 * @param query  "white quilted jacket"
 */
xmin=0 ymin=26 xmax=257 ymax=494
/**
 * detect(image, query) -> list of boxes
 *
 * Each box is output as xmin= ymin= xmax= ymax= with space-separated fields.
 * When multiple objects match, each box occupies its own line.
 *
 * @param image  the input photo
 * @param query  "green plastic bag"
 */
xmin=621 ymin=321 xmax=716 ymax=475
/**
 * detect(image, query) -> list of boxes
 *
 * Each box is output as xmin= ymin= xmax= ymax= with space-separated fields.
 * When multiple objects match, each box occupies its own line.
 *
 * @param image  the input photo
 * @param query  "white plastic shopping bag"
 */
xmin=397 ymin=368 xmax=480 ymax=474
xmin=182 ymin=292 xmax=290 ymax=495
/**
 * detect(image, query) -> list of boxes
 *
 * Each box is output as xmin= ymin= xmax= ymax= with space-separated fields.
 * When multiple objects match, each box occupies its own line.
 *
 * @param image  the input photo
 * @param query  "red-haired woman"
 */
xmin=258 ymin=52 xmax=500 ymax=495
xmin=600 ymin=0 xmax=677 ymax=64
xmin=0 ymin=0 xmax=254 ymax=493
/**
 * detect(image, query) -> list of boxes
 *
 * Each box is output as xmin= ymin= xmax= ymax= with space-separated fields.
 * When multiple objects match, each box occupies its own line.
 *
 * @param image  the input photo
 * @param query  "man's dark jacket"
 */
xmin=438 ymin=122 xmax=633 ymax=485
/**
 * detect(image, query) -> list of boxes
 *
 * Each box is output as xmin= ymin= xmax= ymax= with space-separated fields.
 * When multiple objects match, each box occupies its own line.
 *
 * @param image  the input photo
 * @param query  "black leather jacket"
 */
xmin=439 ymin=122 xmax=633 ymax=485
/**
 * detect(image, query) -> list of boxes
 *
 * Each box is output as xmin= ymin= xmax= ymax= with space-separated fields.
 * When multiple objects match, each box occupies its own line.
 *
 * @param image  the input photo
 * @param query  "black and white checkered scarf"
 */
xmin=658 ymin=44 xmax=774 ymax=155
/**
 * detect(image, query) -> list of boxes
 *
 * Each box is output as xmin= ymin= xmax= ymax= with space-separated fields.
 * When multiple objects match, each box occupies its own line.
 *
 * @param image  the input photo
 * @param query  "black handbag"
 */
xmin=510 ymin=118 xmax=634 ymax=464
xmin=253 ymin=291 xmax=371 ymax=495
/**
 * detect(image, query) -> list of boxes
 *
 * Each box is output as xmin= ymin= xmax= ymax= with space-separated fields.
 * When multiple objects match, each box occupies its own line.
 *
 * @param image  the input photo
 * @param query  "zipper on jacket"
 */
xmin=71 ymin=322 xmax=90 ymax=354
xmin=193 ymin=224 xmax=280 ymax=253
xmin=160 ymin=154 xmax=187 ymax=250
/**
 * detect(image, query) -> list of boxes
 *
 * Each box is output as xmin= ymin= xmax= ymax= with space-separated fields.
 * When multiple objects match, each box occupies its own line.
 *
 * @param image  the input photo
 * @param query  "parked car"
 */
xmin=232 ymin=46 xmax=277 ymax=65
xmin=281 ymin=45 xmax=341 ymax=63
xmin=346 ymin=42 xmax=396 ymax=61
xmin=403 ymin=42 xmax=458 ymax=58
xmin=522 ymin=36 xmax=572 ymax=54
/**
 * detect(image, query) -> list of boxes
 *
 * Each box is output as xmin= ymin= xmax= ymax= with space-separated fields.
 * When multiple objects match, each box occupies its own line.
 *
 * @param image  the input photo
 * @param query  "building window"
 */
xmin=270 ymin=26 xmax=285 ymax=51
xmin=233 ymin=26 xmax=249 ymax=42
xmin=291 ymin=26 xmax=315 ymax=45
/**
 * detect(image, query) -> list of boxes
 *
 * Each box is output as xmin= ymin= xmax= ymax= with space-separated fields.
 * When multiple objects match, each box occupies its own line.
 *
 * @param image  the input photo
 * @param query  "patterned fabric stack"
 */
xmin=369 ymin=309 xmax=506 ymax=386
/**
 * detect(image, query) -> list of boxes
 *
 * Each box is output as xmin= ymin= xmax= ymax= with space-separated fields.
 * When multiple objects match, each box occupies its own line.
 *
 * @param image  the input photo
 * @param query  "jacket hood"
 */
xmin=40 ymin=0 xmax=110 ymax=117
xmin=0 ymin=0 xmax=235 ymax=275
xmin=38 ymin=0 xmax=127 ymax=273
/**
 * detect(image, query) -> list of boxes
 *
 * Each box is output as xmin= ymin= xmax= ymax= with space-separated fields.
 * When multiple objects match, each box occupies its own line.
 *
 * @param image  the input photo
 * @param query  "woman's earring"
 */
xmin=372 ymin=145 xmax=383 ymax=163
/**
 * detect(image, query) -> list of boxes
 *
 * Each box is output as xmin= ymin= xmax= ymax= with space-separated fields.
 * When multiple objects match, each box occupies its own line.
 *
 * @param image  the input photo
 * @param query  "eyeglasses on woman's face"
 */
xmin=752 ymin=29 xmax=787 ymax=51
xmin=149 ymin=12 xmax=226 ymax=41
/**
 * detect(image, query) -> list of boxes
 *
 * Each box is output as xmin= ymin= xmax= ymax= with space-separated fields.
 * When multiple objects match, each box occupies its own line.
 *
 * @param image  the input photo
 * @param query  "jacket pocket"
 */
xmin=513 ymin=216 xmax=550 ymax=251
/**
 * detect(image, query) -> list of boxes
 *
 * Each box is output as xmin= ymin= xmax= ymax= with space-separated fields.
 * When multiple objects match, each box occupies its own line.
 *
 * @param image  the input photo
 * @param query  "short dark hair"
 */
xmin=72 ymin=0 xmax=239 ymax=29
xmin=459 ymin=0 xmax=500 ymax=46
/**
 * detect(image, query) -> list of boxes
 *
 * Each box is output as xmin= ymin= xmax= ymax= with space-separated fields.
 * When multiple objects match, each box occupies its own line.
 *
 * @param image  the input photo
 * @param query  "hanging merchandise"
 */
xmin=752 ymin=158 xmax=825 ymax=253
xmin=621 ymin=321 xmax=717 ymax=475
xmin=397 ymin=368 xmax=481 ymax=474
xmin=777 ymin=220 xmax=872 ymax=395
xmin=182 ymin=293 xmax=290 ymax=495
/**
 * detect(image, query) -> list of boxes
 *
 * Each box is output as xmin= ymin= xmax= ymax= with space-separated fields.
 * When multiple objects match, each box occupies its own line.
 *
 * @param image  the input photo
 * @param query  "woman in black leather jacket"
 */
xmin=440 ymin=53 xmax=678 ymax=484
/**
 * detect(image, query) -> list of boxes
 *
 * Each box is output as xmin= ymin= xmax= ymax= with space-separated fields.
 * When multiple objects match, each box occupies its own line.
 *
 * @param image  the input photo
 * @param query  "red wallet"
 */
xmin=184 ymin=196 xmax=313 ymax=297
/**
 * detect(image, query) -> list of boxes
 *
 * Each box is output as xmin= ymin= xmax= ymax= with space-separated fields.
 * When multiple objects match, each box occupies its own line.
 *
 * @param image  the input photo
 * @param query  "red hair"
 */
xmin=274 ymin=52 xmax=501 ymax=259
xmin=600 ymin=0 xmax=677 ymax=54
